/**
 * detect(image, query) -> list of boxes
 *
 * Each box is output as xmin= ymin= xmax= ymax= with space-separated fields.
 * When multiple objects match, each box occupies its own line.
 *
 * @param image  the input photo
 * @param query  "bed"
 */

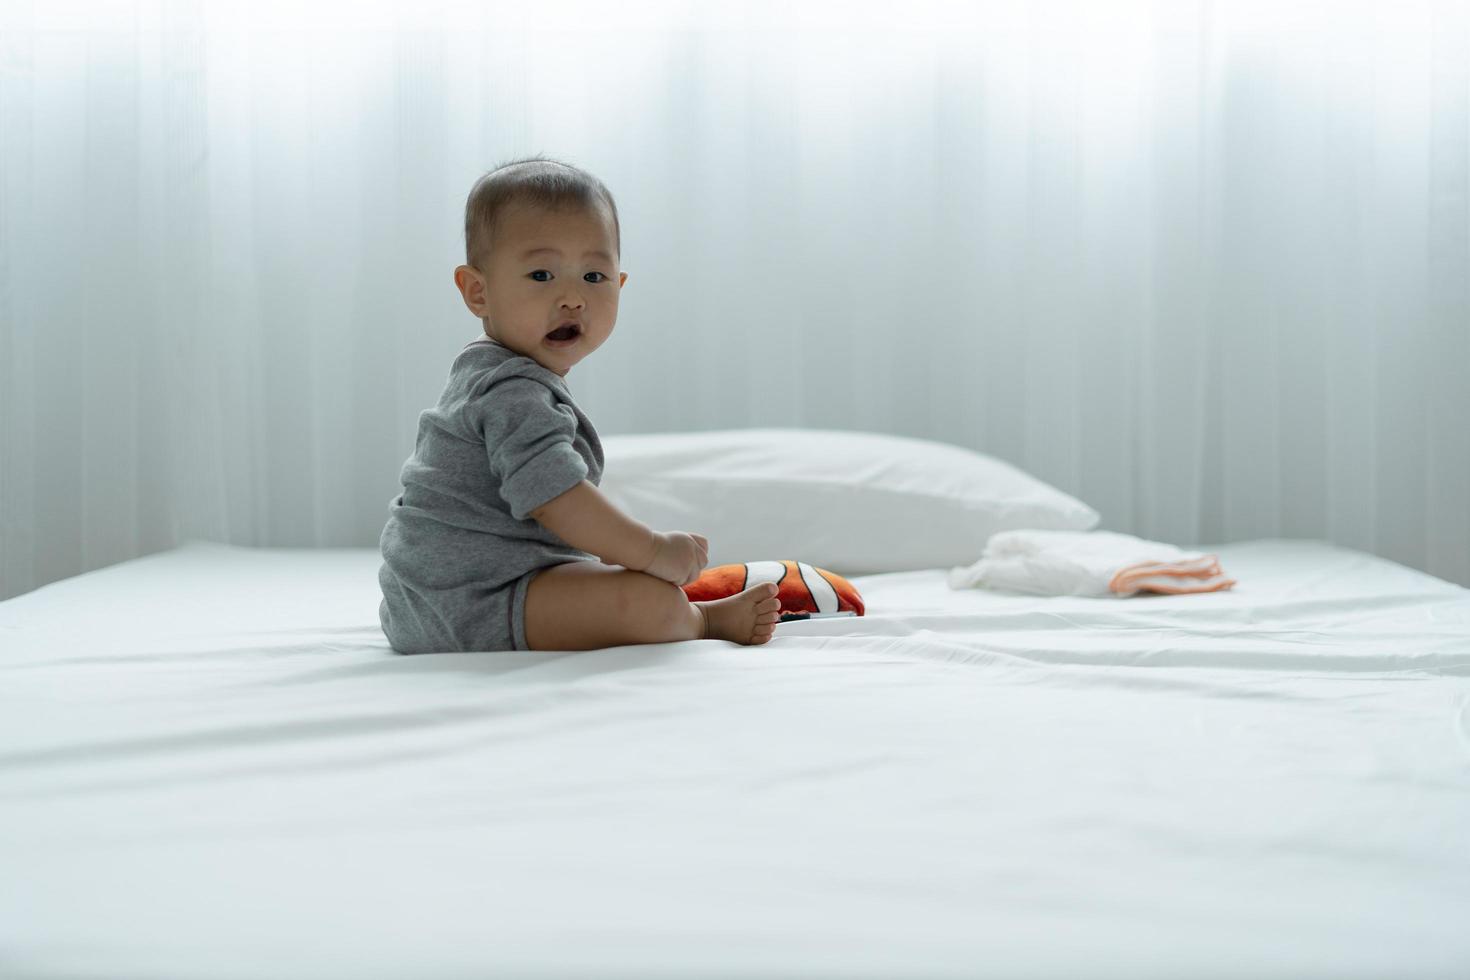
xmin=3 ymin=534 xmax=1468 ymax=979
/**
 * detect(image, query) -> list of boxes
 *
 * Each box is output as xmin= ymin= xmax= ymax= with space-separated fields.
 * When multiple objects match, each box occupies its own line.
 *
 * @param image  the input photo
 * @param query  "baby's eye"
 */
xmin=585 ymin=272 xmax=608 ymax=283
xmin=528 ymin=270 xmax=552 ymax=282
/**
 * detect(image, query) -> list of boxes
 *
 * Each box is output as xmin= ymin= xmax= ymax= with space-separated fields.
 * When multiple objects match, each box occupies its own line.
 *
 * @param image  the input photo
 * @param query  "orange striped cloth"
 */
xmin=947 ymin=529 xmax=1236 ymax=598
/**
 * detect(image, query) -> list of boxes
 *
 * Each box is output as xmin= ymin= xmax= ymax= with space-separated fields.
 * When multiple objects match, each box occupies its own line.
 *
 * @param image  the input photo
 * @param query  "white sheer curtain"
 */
xmin=2 ymin=0 xmax=1467 ymax=600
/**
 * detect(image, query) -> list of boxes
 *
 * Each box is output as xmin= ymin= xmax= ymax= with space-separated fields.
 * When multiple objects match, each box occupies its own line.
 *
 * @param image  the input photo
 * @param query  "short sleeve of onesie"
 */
xmin=476 ymin=375 xmax=589 ymax=521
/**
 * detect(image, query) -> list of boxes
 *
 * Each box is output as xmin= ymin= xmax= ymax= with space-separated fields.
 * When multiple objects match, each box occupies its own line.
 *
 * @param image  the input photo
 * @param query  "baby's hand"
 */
xmin=642 ymin=531 xmax=709 ymax=586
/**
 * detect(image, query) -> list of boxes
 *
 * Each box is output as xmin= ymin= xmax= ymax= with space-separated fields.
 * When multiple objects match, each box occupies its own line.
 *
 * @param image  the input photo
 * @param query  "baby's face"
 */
xmin=454 ymin=202 xmax=627 ymax=378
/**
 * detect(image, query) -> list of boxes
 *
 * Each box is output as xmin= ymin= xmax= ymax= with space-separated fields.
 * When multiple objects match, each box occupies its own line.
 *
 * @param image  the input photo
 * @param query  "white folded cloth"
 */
xmin=948 ymin=529 xmax=1237 ymax=598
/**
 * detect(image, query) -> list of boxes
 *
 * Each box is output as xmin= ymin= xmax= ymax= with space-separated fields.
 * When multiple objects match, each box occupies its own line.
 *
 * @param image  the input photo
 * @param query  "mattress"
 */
xmin=2 ymin=539 xmax=1468 ymax=980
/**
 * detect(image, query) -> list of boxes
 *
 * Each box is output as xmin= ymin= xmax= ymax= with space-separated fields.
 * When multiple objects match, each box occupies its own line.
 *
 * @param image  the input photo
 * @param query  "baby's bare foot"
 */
xmin=695 ymin=582 xmax=782 ymax=645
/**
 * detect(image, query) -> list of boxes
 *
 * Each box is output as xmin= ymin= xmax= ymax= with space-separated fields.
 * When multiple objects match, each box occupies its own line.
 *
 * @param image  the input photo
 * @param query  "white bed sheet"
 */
xmin=2 ymin=539 xmax=1468 ymax=980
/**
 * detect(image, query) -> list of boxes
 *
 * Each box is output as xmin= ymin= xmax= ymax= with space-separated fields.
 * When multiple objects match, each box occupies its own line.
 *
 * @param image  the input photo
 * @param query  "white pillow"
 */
xmin=598 ymin=428 xmax=1100 ymax=575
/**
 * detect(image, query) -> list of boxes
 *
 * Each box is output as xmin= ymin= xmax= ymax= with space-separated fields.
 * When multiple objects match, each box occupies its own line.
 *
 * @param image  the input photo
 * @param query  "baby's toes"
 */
xmin=757 ymin=597 xmax=782 ymax=612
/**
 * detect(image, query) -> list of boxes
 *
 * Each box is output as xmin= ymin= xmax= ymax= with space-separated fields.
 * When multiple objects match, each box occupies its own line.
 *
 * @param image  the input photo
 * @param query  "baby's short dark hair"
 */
xmin=463 ymin=156 xmax=621 ymax=271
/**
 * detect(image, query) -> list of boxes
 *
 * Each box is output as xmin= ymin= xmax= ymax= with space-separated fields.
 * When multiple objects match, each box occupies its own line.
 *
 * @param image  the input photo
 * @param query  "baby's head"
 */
xmin=453 ymin=156 xmax=627 ymax=378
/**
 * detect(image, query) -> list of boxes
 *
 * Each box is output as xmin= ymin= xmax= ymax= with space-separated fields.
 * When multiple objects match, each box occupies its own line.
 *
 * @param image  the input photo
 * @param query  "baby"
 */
xmin=377 ymin=156 xmax=781 ymax=654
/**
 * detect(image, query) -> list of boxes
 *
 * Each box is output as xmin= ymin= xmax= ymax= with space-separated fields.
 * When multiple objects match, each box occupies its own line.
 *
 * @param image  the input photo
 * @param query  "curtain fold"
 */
xmin=2 ymin=0 xmax=1468 ymax=600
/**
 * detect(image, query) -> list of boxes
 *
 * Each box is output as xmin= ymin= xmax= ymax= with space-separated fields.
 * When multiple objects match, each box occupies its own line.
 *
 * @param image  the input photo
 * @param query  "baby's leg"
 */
xmin=523 ymin=561 xmax=781 ymax=651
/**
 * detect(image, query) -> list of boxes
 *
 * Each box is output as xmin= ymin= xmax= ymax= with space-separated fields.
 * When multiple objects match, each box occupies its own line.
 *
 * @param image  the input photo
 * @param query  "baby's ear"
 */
xmin=619 ymin=271 xmax=628 ymax=288
xmin=454 ymin=265 xmax=487 ymax=312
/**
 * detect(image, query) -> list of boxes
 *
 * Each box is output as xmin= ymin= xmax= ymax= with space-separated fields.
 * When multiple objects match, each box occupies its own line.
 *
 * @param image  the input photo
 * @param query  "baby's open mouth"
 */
xmin=546 ymin=323 xmax=581 ymax=341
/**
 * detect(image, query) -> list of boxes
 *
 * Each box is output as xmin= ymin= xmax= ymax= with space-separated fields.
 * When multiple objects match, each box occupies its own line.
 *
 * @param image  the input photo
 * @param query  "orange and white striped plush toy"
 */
xmin=681 ymin=561 xmax=865 ymax=617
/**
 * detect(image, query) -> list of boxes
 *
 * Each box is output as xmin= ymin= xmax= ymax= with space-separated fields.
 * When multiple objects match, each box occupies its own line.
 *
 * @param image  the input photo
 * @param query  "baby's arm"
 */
xmin=531 ymin=482 xmax=707 ymax=585
xmin=530 ymin=481 xmax=656 ymax=570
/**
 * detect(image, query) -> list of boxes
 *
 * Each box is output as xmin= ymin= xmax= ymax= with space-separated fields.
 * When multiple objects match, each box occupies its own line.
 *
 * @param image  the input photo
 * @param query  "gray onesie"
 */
xmin=377 ymin=337 xmax=604 ymax=653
